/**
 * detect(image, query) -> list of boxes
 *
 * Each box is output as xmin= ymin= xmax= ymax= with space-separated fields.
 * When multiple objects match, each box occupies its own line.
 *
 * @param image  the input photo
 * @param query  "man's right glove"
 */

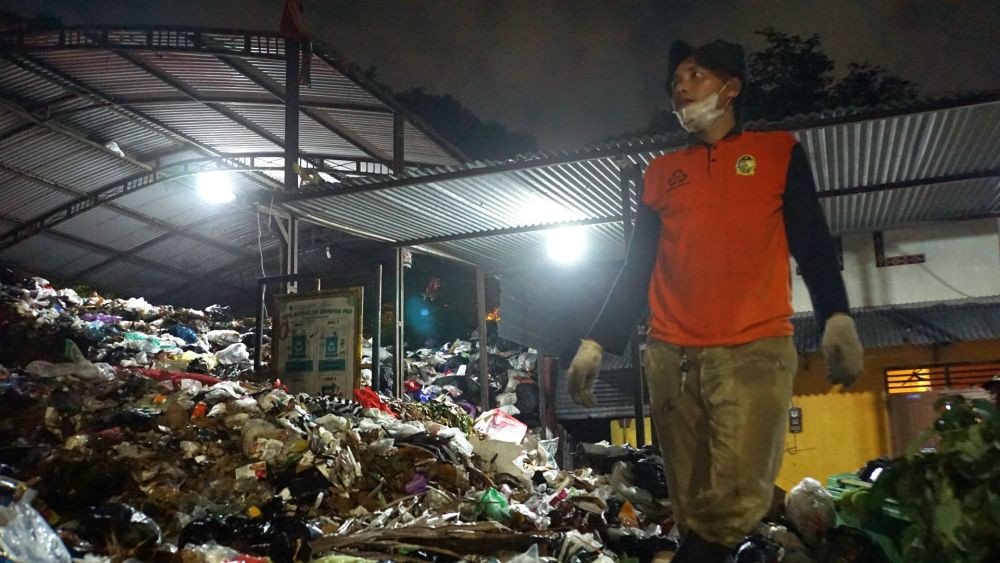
xmin=567 ymin=339 xmax=603 ymax=407
xmin=822 ymin=314 xmax=864 ymax=387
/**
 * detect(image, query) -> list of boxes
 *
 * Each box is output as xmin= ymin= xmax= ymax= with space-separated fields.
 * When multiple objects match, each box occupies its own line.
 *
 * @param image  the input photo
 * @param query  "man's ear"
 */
xmin=726 ymin=77 xmax=743 ymax=101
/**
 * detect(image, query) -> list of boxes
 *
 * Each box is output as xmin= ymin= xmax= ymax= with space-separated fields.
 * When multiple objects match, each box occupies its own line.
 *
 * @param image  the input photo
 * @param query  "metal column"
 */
xmin=284 ymin=38 xmax=300 ymax=192
xmin=620 ymin=159 xmax=634 ymax=243
xmin=476 ymin=267 xmax=490 ymax=412
xmin=393 ymin=248 xmax=406 ymax=397
xmin=393 ymin=112 xmax=405 ymax=174
xmin=282 ymin=38 xmax=301 ymax=293
xmin=372 ymin=264 xmax=383 ymax=394
xmin=622 ymin=161 xmax=646 ymax=446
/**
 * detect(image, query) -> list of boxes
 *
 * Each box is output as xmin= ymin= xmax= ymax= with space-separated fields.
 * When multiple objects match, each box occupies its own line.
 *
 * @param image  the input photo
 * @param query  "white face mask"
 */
xmin=673 ymin=82 xmax=731 ymax=133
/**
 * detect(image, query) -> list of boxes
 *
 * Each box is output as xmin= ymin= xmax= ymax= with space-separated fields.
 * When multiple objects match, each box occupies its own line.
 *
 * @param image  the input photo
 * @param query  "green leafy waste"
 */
xmin=848 ymin=396 xmax=1000 ymax=563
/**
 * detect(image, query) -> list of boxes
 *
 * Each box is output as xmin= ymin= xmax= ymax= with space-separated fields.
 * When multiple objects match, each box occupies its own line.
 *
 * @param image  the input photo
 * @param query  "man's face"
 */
xmin=669 ymin=57 xmax=735 ymax=111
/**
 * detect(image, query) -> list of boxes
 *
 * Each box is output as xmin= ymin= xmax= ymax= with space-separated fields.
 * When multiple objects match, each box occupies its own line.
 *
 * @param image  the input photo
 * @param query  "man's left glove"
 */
xmin=822 ymin=314 xmax=864 ymax=386
xmin=567 ymin=339 xmax=603 ymax=407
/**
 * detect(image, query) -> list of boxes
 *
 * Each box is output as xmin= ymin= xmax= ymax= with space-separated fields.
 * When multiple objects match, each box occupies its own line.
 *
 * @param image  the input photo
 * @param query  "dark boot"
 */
xmin=670 ymin=531 xmax=732 ymax=563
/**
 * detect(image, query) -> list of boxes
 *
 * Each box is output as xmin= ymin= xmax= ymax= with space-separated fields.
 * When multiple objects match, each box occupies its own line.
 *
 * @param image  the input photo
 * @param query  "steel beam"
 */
xmin=0 ymin=96 xmax=393 ymax=149
xmin=0 ymin=26 xmax=290 ymax=60
xmin=815 ymin=169 xmax=1000 ymax=198
xmin=271 ymin=142 xmax=675 ymax=204
xmin=392 ymin=215 xmax=622 ymax=247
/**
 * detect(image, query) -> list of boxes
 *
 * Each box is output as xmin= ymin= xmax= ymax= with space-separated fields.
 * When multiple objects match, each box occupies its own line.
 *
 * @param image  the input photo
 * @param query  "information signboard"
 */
xmin=273 ymin=287 xmax=363 ymax=397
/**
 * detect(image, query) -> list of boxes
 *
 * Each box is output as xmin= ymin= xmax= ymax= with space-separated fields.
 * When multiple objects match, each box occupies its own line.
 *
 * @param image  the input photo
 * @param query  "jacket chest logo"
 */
xmin=736 ymin=154 xmax=756 ymax=176
xmin=667 ymin=169 xmax=689 ymax=188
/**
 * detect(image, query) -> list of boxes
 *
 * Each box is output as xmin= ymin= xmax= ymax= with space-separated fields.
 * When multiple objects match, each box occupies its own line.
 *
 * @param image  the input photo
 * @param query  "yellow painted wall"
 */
xmin=609 ymin=416 xmax=653 ymax=448
xmin=610 ymin=339 xmax=1000 ymax=489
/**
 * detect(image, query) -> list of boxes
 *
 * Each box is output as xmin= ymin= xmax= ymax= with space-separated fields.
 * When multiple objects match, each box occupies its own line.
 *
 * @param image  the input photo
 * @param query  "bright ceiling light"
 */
xmin=196 ymin=171 xmax=236 ymax=204
xmin=546 ymin=227 xmax=586 ymax=265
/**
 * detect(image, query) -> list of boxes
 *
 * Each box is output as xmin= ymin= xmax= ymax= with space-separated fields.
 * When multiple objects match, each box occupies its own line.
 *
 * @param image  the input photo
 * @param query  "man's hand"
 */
xmin=568 ymin=339 xmax=603 ymax=407
xmin=822 ymin=314 xmax=863 ymax=386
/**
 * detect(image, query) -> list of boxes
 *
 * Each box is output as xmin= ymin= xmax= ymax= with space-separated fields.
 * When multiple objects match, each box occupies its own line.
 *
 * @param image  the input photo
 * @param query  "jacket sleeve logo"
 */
xmin=667 ymin=169 xmax=689 ymax=188
xmin=736 ymin=154 xmax=756 ymax=176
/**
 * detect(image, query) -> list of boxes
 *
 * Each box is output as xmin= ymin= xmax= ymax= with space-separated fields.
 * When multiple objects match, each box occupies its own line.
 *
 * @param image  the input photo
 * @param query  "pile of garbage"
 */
xmin=0 ymin=275 xmax=259 ymax=382
xmin=0 ymin=345 xmax=681 ymax=562
xmin=402 ymin=339 xmax=540 ymax=425
xmin=0 ymin=274 xmax=669 ymax=561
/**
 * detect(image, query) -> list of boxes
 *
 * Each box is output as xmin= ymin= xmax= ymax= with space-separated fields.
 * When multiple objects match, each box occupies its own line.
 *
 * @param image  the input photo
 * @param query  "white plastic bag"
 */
xmin=0 ymin=479 xmax=72 ymax=562
xmin=785 ymin=477 xmax=836 ymax=546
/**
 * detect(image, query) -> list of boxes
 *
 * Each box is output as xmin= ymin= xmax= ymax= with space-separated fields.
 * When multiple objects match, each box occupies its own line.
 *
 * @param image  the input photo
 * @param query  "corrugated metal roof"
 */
xmin=50 ymin=206 xmax=168 ymax=251
xmin=31 ymin=50 xmax=181 ymax=98
xmin=435 ymin=222 xmax=625 ymax=272
xmin=792 ymin=295 xmax=1000 ymax=352
xmin=189 ymin=215 xmax=280 ymax=251
xmin=404 ymin=122 xmax=463 ymax=166
xmin=133 ymin=235 xmax=242 ymax=273
xmin=0 ymin=168 xmax=77 ymax=220
xmin=822 ymin=177 xmax=1000 ymax=232
xmin=281 ymin=94 xmax=1000 ymax=273
xmin=128 ymin=51 xmax=269 ymax=98
xmin=248 ymin=56 xmax=384 ymax=108
xmin=112 ymin=176 xmax=235 ymax=226
xmin=0 ymin=58 xmax=72 ymax=106
xmin=319 ymin=108 xmax=395 ymax=155
xmin=0 ymin=107 xmax=28 ymax=133
xmin=133 ymin=101 xmax=282 ymax=153
xmin=0 ymin=129 xmax=140 ymax=192
xmin=0 ymin=25 xmax=464 ymax=310
xmin=0 ymin=233 xmax=113 ymax=277
xmin=55 ymin=106 xmax=180 ymax=159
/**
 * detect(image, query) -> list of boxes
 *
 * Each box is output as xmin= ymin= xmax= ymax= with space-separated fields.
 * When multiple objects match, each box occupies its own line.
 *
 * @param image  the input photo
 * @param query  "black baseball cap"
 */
xmin=666 ymin=39 xmax=748 ymax=92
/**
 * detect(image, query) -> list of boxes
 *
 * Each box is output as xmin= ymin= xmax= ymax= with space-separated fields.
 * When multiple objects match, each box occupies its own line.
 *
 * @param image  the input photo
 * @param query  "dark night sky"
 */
xmin=3 ymin=0 xmax=998 ymax=150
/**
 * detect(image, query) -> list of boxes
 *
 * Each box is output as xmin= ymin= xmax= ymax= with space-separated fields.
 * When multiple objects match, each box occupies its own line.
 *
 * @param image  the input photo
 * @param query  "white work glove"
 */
xmin=822 ymin=314 xmax=864 ymax=386
xmin=567 ymin=339 xmax=603 ymax=407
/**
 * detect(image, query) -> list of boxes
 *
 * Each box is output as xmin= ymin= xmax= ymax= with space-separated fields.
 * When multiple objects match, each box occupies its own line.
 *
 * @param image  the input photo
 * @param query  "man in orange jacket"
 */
xmin=567 ymin=40 xmax=863 ymax=562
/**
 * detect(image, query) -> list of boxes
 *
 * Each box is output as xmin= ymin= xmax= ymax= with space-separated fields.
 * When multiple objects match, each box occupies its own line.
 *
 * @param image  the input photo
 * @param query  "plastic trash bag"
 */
xmin=785 ymin=477 xmax=836 ymax=547
xmin=0 ymin=478 xmax=72 ymax=563
xmin=733 ymin=534 xmax=785 ymax=563
xmin=506 ymin=542 xmax=541 ymax=563
xmin=77 ymin=502 xmax=162 ymax=553
xmin=215 ymin=343 xmax=249 ymax=365
xmin=25 ymin=340 xmax=111 ymax=382
xmin=479 ymin=487 xmax=511 ymax=523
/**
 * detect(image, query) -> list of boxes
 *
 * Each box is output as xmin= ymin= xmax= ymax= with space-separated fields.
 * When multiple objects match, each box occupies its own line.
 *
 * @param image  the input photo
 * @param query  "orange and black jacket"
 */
xmin=588 ymin=129 xmax=848 ymax=354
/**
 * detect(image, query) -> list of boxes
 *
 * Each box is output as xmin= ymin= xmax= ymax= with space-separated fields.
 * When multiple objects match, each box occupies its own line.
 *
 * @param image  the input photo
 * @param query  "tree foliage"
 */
xmin=396 ymin=87 xmax=537 ymax=161
xmin=743 ymin=27 xmax=836 ymax=121
xmin=358 ymin=64 xmax=538 ymax=161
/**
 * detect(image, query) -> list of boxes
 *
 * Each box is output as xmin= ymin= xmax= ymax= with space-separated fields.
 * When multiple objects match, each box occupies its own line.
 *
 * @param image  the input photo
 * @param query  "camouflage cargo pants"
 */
xmin=645 ymin=335 xmax=797 ymax=546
